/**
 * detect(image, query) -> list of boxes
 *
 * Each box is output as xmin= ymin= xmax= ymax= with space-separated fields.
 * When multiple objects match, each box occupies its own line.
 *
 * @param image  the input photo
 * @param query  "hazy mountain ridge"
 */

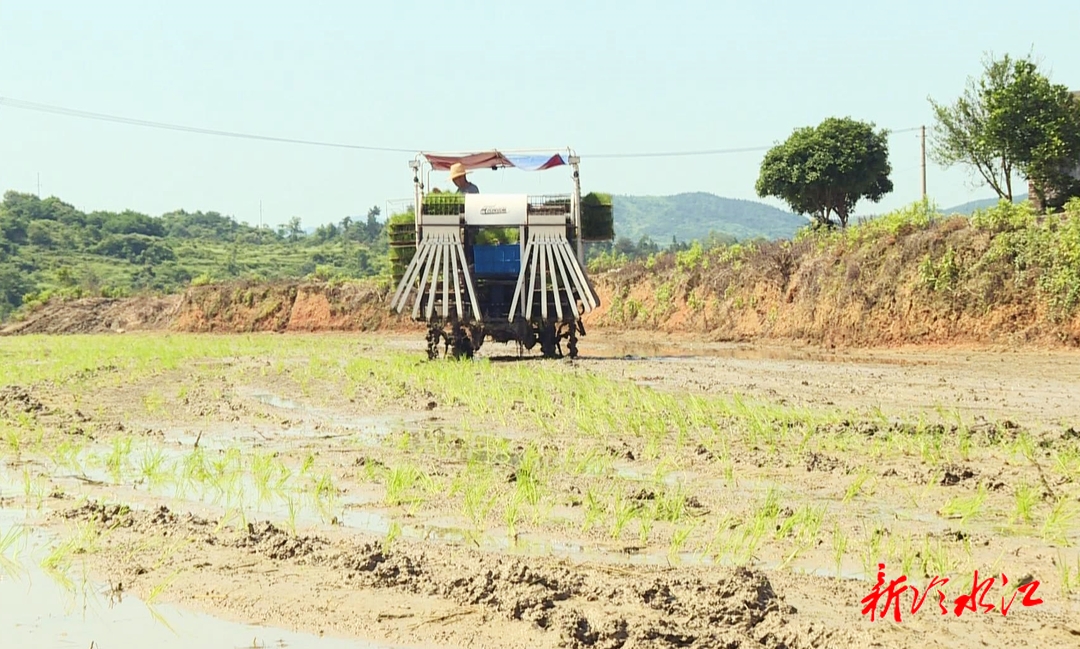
xmin=613 ymin=192 xmax=807 ymax=244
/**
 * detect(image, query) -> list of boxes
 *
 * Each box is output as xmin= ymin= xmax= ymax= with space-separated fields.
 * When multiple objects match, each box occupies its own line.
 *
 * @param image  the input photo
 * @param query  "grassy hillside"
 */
xmin=589 ymin=197 xmax=1080 ymax=346
xmin=0 ymin=191 xmax=388 ymax=320
xmin=613 ymin=193 xmax=807 ymax=244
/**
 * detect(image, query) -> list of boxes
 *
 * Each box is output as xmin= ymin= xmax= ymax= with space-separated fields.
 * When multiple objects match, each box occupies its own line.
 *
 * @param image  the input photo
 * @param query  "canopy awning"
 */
xmin=422 ymin=151 xmax=566 ymax=172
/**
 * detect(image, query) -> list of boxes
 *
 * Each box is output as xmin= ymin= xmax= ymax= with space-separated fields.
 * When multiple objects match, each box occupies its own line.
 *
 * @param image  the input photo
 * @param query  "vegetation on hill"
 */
xmin=610 ymin=193 xmax=807 ymax=244
xmin=590 ymin=197 xmax=1080 ymax=345
xmin=930 ymin=52 xmax=1080 ymax=209
xmin=0 ymin=190 xmax=389 ymax=320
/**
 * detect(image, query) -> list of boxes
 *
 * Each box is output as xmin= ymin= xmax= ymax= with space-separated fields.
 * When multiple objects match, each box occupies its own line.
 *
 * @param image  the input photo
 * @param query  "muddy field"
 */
xmin=2 ymin=331 xmax=1079 ymax=648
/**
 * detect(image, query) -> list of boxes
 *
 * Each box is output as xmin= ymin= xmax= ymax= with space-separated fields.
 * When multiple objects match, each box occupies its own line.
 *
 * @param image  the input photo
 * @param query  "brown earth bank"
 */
xmin=0 ymin=280 xmax=420 ymax=336
xmin=587 ymin=216 xmax=1080 ymax=348
xmin=5 ymin=205 xmax=1080 ymax=348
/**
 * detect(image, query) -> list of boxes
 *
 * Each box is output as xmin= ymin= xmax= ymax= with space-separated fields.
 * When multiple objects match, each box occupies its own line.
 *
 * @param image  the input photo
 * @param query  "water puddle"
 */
xmin=250 ymin=391 xmax=306 ymax=410
xmin=0 ymin=508 xmax=405 ymax=649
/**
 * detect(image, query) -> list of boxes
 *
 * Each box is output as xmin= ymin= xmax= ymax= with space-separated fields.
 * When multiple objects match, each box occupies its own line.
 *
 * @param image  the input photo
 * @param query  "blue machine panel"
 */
xmin=474 ymin=244 xmax=521 ymax=276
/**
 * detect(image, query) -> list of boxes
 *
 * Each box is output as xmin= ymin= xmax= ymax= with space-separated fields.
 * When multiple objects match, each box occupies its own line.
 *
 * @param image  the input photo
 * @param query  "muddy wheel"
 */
xmin=451 ymin=324 xmax=474 ymax=360
xmin=469 ymin=325 xmax=485 ymax=353
xmin=425 ymin=328 xmax=441 ymax=360
xmin=539 ymin=323 xmax=559 ymax=359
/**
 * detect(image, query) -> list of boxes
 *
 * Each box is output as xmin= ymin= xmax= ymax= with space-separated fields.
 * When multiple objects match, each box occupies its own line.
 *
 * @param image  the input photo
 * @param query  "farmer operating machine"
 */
xmin=388 ymin=149 xmax=613 ymax=359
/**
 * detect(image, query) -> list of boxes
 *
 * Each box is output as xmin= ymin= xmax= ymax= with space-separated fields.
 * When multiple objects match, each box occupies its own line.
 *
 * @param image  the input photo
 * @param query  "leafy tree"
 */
xmin=928 ymin=55 xmax=1016 ymax=200
xmin=985 ymin=59 xmax=1080 ymax=210
xmin=363 ymin=205 xmax=382 ymax=243
xmin=756 ymin=117 xmax=893 ymax=228
xmin=929 ymin=53 xmax=1080 ymax=207
xmin=286 ymin=216 xmax=303 ymax=242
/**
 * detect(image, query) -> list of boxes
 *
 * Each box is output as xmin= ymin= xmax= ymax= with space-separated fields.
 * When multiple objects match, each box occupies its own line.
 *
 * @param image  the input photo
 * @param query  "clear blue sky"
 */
xmin=2 ymin=1 xmax=1078 ymax=230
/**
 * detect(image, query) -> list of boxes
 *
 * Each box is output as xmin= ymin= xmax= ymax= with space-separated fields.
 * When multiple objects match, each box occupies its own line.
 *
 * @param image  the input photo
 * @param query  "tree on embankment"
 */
xmin=755 ymin=117 xmax=894 ymax=230
xmin=928 ymin=52 xmax=1080 ymax=212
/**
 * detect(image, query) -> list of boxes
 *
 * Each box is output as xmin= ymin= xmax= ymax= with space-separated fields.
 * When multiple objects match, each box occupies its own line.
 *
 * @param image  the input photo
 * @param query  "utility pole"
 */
xmin=37 ymin=173 xmax=41 ymax=197
xmin=920 ymin=125 xmax=927 ymax=200
xmin=259 ymin=200 xmax=263 ymax=229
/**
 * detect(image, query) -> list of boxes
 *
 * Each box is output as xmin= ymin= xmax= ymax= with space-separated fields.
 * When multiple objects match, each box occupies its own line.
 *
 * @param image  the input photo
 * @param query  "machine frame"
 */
xmin=388 ymin=148 xmax=602 ymax=359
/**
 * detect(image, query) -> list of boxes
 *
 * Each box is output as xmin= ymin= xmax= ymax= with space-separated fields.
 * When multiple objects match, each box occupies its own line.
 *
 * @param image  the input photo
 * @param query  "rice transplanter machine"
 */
xmin=388 ymin=149 xmax=611 ymax=359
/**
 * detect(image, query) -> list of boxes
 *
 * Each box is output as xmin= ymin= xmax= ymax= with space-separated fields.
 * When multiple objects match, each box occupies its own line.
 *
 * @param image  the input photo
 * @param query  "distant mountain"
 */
xmin=612 ymin=192 xmax=807 ymax=244
xmin=942 ymin=194 xmax=1027 ymax=216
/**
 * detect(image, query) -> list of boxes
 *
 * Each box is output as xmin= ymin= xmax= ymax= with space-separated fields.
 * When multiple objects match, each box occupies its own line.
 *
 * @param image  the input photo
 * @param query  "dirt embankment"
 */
xmin=170 ymin=280 xmax=421 ymax=334
xmin=0 ymin=295 xmax=182 ymax=335
xmin=1 ymin=280 xmax=422 ymax=336
xmin=588 ymin=215 xmax=1080 ymax=348
xmin=6 ymin=210 xmax=1080 ymax=347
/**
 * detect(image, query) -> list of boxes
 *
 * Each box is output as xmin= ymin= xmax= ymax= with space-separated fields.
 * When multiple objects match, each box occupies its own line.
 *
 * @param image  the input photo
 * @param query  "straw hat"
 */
xmin=449 ymin=162 xmax=467 ymax=181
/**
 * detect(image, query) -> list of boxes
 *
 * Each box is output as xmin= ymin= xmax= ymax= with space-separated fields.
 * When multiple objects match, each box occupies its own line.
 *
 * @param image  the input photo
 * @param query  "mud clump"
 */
xmin=235 ymin=521 xmax=328 ymax=561
xmin=64 ymin=502 xmax=863 ymax=648
xmin=939 ymin=464 xmax=977 ymax=486
xmin=804 ymin=451 xmax=844 ymax=473
xmin=0 ymin=385 xmax=45 ymax=417
xmin=62 ymin=501 xmax=135 ymax=528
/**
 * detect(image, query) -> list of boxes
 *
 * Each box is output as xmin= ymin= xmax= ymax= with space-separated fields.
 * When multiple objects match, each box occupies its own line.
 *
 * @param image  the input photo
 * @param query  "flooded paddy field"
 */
xmin=1 ymin=331 xmax=1079 ymax=648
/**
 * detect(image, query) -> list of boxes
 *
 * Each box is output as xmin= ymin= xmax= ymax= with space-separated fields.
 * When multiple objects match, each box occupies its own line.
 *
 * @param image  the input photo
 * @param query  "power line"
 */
xmin=0 ymin=96 xmax=417 ymax=153
xmin=0 ymin=95 xmax=924 ymax=160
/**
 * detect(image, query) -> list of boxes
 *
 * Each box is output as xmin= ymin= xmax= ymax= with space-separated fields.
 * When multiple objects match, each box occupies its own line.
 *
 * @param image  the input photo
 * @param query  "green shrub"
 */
xmin=970 ymin=200 xmax=1037 ymax=233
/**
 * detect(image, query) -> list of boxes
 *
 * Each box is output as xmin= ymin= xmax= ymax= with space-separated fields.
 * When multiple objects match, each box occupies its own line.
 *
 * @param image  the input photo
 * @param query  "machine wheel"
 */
xmin=568 ymin=325 xmax=579 ymax=359
xmin=451 ymin=323 xmax=474 ymax=360
xmin=425 ymin=327 xmax=443 ymax=360
xmin=538 ymin=323 xmax=559 ymax=359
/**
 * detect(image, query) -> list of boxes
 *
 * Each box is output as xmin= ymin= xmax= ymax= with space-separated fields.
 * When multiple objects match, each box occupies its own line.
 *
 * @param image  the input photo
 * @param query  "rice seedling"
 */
xmin=957 ymin=429 xmax=973 ymax=462
xmin=49 ymin=439 xmax=86 ymax=474
xmin=1057 ymin=550 xmax=1080 ymax=597
xmin=142 ymin=389 xmax=166 ymax=415
xmin=105 ymin=435 xmax=133 ymax=481
xmin=2 ymin=424 xmax=21 ymax=457
xmin=1012 ymin=431 xmax=1036 ymax=464
xmin=383 ymin=520 xmax=402 ymax=554
xmin=582 ymin=486 xmax=606 ymax=533
xmin=917 ymin=427 xmax=945 ymax=466
xmin=653 ymin=484 xmax=691 ymax=524
xmin=503 ymin=492 xmax=524 ymax=538
xmin=939 ymin=482 xmax=987 ymax=525
xmin=896 ymin=534 xmax=919 ymax=578
xmin=668 ymin=520 xmax=699 ymax=559
xmin=146 ymin=568 xmax=182 ymax=605
xmin=860 ymin=524 xmax=889 ymax=579
xmin=384 ymin=464 xmax=430 ymax=508
xmin=514 ymin=443 xmax=545 ymax=508
xmin=1012 ymin=482 xmax=1040 ymax=527
xmin=842 ymin=467 xmax=872 ymax=504
xmin=609 ymin=490 xmax=640 ymax=541
xmin=282 ymin=494 xmax=300 ymax=533
xmin=1051 ymin=448 xmax=1080 ymax=482
xmin=832 ymin=524 xmax=848 ymax=577
xmin=137 ymin=446 xmax=171 ymax=488
xmin=462 ymin=482 xmax=497 ymax=531
xmin=920 ymin=534 xmax=958 ymax=579
xmin=792 ymin=504 xmax=827 ymax=547
xmin=0 ymin=524 xmax=27 ymax=577
xmin=1042 ymin=497 xmax=1078 ymax=546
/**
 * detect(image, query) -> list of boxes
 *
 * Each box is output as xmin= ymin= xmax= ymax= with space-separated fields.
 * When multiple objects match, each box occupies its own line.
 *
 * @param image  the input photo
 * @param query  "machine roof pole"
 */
xmin=570 ymin=153 xmax=583 ymax=266
xmin=410 ymin=156 xmax=422 ymax=241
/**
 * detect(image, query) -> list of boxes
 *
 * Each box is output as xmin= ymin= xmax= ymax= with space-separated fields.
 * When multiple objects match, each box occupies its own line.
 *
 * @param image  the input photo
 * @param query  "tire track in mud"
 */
xmin=64 ymin=501 xmax=868 ymax=649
